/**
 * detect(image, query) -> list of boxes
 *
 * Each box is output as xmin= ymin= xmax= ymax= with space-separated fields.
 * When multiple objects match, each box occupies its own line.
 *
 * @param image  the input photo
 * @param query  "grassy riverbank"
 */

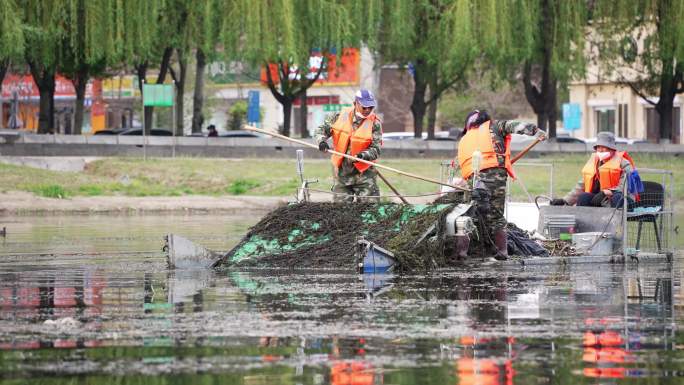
xmin=0 ymin=154 xmax=681 ymax=201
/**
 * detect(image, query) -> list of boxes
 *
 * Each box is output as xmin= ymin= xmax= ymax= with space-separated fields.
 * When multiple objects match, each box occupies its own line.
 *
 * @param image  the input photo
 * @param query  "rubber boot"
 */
xmin=455 ymin=235 xmax=470 ymax=260
xmin=493 ymin=229 xmax=508 ymax=261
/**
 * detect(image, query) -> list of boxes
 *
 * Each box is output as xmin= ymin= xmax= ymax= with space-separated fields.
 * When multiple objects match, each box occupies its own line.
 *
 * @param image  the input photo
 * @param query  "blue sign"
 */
xmin=562 ymin=103 xmax=581 ymax=131
xmin=247 ymin=90 xmax=260 ymax=124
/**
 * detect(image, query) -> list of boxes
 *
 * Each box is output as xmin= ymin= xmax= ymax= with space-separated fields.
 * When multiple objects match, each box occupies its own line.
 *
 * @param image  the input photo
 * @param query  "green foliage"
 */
xmin=228 ymin=101 xmax=248 ymax=130
xmin=78 ymin=184 xmax=104 ymax=196
xmin=497 ymin=0 xmax=589 ymax=86
xmin=379 ymin=0 xmax=479 ymax=78
xmin=593 ymin=0 xmax=684 ymax=94
xmin=227 ymin=179 xmax=261 ymax=195
xmin=226 ymin=0 xmax=354 ymax=66
xmin=32 ymin=184 xmax=68 ymax=199
xmin=22 ymin=0 xmax=64 ymax=68
xmin=0 ymin=0 xmax=25 ymax=61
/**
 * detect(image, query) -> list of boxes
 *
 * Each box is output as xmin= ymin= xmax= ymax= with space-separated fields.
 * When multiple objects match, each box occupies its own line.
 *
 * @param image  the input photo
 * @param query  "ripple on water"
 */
xmin=0 ymin=214 xmax=682 ymax=383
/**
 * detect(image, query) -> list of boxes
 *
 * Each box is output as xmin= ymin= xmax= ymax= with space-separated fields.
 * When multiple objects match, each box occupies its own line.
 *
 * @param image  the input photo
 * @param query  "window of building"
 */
xmin=617 ymin=104 xmax=628 ymax=137
xmin=594 ymin=107 xmax=615 ymax=133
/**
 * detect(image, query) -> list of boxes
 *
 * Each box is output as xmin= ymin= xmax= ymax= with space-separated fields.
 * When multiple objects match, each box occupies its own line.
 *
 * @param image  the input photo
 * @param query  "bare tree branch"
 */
xmin=616 ymin=75 xmax=657 ymax=107
xmin=263 ymin=61 xmax=287 ymax=105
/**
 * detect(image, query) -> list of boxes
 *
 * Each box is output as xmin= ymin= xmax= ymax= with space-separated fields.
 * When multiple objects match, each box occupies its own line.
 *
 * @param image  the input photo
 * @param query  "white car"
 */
xmin=382 ymin=132 xmax=420 ymax=140
xmin=382 ymin=131 xmax=455 ymax=141
xmin=585 ymin=136 xmax=646 ymax=145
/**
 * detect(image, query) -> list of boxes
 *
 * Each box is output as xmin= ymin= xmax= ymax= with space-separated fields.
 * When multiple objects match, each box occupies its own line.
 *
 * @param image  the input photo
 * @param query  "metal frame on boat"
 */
xmin=503 ymin=165 xmax=674 ymax=265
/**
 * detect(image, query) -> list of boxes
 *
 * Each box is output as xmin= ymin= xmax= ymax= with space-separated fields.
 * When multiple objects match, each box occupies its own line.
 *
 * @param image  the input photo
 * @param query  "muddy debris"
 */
xmin=218 ymin=195 xmax=557 ymax=272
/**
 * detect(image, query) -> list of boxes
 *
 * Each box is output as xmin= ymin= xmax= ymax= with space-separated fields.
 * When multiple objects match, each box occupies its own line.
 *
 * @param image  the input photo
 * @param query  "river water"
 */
xmin=0 ymin=214 xmax=682 ymax=384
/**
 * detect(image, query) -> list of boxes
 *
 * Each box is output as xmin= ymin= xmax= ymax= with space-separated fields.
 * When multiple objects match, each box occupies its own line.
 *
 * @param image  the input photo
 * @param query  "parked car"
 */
xmin=382 ymin=131 xmax=456 ymax=141
xmin=382 ymin=132 xmax=420 ymax=140
xmin=555 ymin=134 xmax=585 ymax=144
xmin=219 ymin=130 xmax=266 ymax=138
xmin=425 ymin=131 xmax=458 ymax=141
xmin=93 ymin=128 xmax=128 ymax=135
xmin=120 ymin=128 xmax=173 ymax=136
xmin=585 ymin=135 xmax=642 ymax=145
xmin=93 ymin=128 xmax=173 ymax=136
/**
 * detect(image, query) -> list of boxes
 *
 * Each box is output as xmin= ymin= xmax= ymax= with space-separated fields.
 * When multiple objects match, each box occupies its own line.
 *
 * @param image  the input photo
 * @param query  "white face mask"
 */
xmin=355 ymin=110 xmax=367 ymax=119
xmin=596 ymin=151 xmax=612 ymax=161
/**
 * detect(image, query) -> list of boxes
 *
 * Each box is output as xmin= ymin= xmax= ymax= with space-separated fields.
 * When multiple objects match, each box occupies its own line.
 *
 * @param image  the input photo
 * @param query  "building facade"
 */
xmin=569 ymin=81 xmax=682 ymax=143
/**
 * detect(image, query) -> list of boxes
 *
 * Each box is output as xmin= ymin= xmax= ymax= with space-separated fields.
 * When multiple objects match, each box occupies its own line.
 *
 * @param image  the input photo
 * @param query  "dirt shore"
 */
xmin=0 ymin=191 xmax=294 ymax=215
xmin=0 ymin=190 xmax=426 ymax=215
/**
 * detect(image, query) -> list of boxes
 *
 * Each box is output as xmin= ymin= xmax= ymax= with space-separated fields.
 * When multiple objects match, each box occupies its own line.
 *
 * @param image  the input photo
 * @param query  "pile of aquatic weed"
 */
xmin=220 ymin=197 xmax=557 ymax=271
xmin=220 ymin=202 xmax=462 ymax=271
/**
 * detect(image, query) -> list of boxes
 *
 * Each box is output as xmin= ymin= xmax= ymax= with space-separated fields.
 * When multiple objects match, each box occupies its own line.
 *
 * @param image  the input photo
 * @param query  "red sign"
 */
xmin=261 ymin=48 xmax=360 ymax=86
xmin=292 ymin=95 xmax=340 ymax=106
xmin=1 ymin=73 xmax=93 ymax=99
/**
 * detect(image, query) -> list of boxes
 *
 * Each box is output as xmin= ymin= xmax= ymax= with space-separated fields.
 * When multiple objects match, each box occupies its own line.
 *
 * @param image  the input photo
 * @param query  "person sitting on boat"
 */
xmin=551 ymin=132 xmax=636 ymax=208
xmin=315 ymin=89 xmax=382 ymax=203
xmin=457 ymin=109 xmax=546 ymax=260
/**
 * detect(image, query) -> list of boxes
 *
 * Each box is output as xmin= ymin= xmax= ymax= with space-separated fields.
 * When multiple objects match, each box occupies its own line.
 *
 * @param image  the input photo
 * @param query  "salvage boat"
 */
xmin=164 ymin=155 xmax=675 ymax=271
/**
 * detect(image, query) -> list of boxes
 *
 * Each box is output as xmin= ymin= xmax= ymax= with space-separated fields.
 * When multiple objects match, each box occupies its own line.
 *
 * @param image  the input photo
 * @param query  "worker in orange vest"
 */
xmin=457 ymin=110 xmax=546 ymax=260
xmin=551 ymin=132 xmax=636 ymax=208
xmin=315 ymin=90 xmax=383 ymax=202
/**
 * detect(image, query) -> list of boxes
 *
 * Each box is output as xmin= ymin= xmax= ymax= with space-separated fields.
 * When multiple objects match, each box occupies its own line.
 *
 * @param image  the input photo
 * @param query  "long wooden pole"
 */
xmin=511 ymin=135 xmax=544 ymax=164
xmin=377 ymin=170 xmax=409 ymax=204
xmin=244 ymin=125 xmax=468 ymax=191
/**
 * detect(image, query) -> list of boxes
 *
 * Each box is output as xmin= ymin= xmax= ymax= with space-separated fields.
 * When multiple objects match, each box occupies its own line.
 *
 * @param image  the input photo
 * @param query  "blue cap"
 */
xmin=355 ymin=89 xmax=376 ymax=108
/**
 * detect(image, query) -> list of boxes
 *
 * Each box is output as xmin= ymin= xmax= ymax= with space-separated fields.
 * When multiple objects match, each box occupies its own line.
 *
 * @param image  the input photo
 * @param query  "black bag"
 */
xmin=507 ymin=226 xmax=549 ymax=257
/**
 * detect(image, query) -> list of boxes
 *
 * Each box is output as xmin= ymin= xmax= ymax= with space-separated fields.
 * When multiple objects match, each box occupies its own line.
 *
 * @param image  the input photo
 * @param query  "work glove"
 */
xmin=535 ymin=129 xmax=547 ymax=141
xmin=356 ymin=152 xmax=371 ymax=161
xmin=591 ymin=191 xmax=607 ymax=207
xmin=318 ymin=141 xmax=329 ymax=152
xmin=550 ymin=198 xmax=567 ymax=206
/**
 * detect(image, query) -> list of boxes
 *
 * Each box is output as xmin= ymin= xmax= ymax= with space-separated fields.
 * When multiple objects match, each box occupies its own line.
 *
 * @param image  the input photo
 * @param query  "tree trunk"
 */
xmin=426 ymin=72 xmax=438 ymax=139
xmin=29 ymin=63 xmax=56 ymax=134
xmin=521 ymin=0 xmax=559 ymax=137
xmin=522 ymin=62 xmax=553 ymax=133
xmin=299 ymin=89 xmax=309 ymax=138
xmin=0 ymin=60 xmax=6 ymax=129
xmin=655 ymin=64 xmax=677 ymax=143
xmin=174 ymin=49 xmax=187 ymax=136
xmin=546 ymin=79 xmax=558 ymax=137
xmin=191 ymin=49 xmax=206 ymax=134
xmin=282 ymin=99 xmax=293 ymax=137
xmin=656 ymin=99 xmax=674 ymax=143
xmin=264 ymin=59 xmax=325 ymax=137
xmin=410 ymin=60 xmax=428 ymax=138
xmin=72 ymin=69 xmax=88 ymax=135
xmin=0 ymin=60 xmax=7 ymax=86
xmin=136 ymin=62 xmax=150 ymax=131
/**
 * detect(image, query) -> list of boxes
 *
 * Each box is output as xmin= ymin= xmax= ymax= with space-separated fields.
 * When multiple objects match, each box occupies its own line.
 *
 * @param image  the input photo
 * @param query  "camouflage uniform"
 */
xmin=467 ymin=120 xmax=540 ymax=232
xmin=314 ymin=111 xmax=383 ymax=202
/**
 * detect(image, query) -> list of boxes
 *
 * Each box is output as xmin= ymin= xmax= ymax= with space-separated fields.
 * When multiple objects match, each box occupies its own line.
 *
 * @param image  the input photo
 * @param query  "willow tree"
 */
xmin=118 ymin=0 xmax=170 ymax=134
xmin=227 ymin=0 xmax=364 ymax=137
xmin=0 ymin=0 xmax=24 ymax=86
xmin=166 ymin=0 xmax=226 ymax=136
xmin=58 ymin=0 xmax=114 ymax=134
xmin=23 ymin=0 xmax=66 ymax=133
xmin=190 ymin=0 xmax=224 ymax=134
xmin=498 ymin=0 xmax=588 ymax=138
xmin=377 ymin=0 xmax=480 ymax=139
xmin=594 ymin=0 xmax=684 ymax=143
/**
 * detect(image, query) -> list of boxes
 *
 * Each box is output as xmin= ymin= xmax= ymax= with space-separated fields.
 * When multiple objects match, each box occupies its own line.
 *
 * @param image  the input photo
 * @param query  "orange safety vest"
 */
xmin=581 ymin=151 xmax=635 ymax=192
xmin=330 ymin=107 xmax=378 ymax=173
xmin=457 ymin=121 xmax=515 ymax=180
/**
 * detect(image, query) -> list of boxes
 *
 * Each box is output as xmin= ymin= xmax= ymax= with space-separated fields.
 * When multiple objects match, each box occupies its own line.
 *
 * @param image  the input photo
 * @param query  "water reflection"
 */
xmin=0 ymin=215 xmax=681 ymax=384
